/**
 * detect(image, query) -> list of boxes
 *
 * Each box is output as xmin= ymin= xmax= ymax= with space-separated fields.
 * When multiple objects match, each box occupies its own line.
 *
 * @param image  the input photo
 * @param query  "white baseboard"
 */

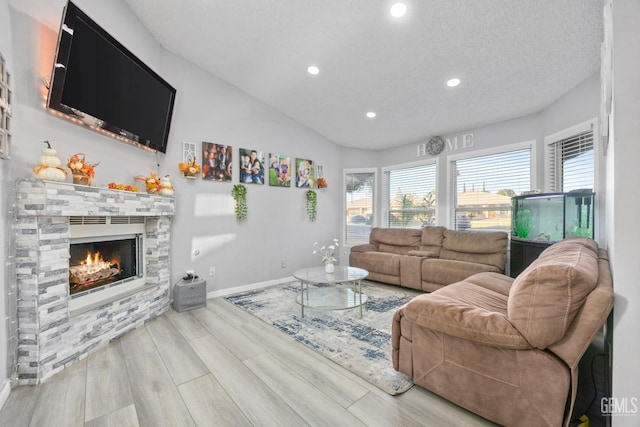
xmin=207 ymin=276 xmax=294 ymax=299
xmin=0 ymin=379 xmax=10 ymax=411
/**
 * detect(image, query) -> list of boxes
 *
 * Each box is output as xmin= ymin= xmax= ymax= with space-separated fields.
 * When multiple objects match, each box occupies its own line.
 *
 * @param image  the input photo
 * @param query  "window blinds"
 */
xmin=345 ymin=172 xmax=375 ymax=245
xmin=548 ymin=129 xmax=594 ymax=192
xmin=387 ymin=163 xmax=437 ymax=228
xmin=451 ymin=148 xmax=531 ymax=231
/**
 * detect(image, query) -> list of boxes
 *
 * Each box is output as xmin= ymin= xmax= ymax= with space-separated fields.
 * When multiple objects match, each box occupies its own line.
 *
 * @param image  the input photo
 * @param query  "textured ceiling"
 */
xmin=123 ymin=0 xmax=604 ymax=150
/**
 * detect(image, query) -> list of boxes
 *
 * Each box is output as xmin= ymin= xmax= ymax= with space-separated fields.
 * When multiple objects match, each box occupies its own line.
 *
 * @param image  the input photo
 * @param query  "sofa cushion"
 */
xmin=536 ymin=237 xmax=598 ymax=262
xmin=422 ymin=259 xmax=502 ymax=286
xmin=370 ymin=228 xmax=422 ymax=247
xmin=466 ymin=272 xmax=514 ymax=296
xmin=422 ymin=226 xmax=446 ymax=245
xmin=349 ymin=243 xmax=378 ymax=253
xmin=440 ymin=230 xmax=508 ymax=270
xmin=350 ymin=251 xmax=401 ymax=277
xmin=443 ymin=230 xmax=508 ymax=254
xmin=379 ymin=243 xmax=416 ymax=255
xmin=368 ymin=228 xmax=422 ymax=255
xmin=507 ymin=238 xmax=599 ymax=349
xmin=403 ymin=280 xmax=532 ymax=349
xmin=418 ymin=226 xmax=446 ymax=255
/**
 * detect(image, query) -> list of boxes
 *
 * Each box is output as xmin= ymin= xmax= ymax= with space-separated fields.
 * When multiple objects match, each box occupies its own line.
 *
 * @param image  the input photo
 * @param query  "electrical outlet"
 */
xmin=281 ymin=260 xmax=286 ymax=268
xmin=209 ymin=267 xmax=215 ymax=276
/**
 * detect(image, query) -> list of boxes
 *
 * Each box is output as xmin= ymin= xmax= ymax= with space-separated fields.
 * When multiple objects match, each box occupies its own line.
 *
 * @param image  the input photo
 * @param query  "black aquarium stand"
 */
xmin=509 ymin=238 xmax=553 ymax=278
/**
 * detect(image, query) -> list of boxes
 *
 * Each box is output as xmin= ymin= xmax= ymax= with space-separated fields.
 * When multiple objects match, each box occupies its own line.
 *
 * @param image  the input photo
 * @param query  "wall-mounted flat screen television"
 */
xmin=47 ymin=1 xmax=176 ymax=153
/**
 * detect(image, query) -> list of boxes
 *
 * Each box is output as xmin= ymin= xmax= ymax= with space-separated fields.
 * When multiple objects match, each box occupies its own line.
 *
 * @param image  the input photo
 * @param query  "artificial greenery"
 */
xmin=306 ymin=189 xmax=317 ymax=222
xmin=514 ymin=209 xmax=531 ymax=238
xmin=231 ymin=184 xmax=248 ymax=221
xmin=572 ymin=220 xmax=592 ymax=238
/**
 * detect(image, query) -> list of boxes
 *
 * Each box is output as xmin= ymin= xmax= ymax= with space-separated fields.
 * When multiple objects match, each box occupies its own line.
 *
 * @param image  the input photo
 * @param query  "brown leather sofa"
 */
xmin=349 ymin=227 xmax=508 ymax=292
xmin=392 ymin=237 xmax=614 ymax=427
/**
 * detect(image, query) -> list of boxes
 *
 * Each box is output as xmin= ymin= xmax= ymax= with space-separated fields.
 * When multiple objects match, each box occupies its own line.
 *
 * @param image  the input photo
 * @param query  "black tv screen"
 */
xmin=47 ymin=1 xmax=176 ymax=153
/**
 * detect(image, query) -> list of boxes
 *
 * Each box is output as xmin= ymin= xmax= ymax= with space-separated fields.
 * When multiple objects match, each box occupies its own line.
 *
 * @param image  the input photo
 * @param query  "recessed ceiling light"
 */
xmin=366 ymin=111 xmax=377 ymax=119
xmin=447 ymin=78 xmax=461 ymax=87
xmin=390 ymin=3 xmax=407 ymax=18
xmin=307 ymin=65 xmax=320 ymax=75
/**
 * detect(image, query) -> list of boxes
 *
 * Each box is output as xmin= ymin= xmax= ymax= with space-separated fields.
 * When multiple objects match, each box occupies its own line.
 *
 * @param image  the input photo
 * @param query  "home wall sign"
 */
xmin=417 ymin=133 xmax=474 ymax=157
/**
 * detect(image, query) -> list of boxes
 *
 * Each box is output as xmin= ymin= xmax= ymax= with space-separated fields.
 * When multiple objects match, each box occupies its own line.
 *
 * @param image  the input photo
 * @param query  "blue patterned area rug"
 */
xmin=224 ymin=281 xmax=420 ymax=395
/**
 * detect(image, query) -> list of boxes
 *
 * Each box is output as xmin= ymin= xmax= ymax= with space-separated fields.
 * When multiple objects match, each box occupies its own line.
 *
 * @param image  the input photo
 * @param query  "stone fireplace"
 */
xmin=13 ymin=179 xmax=175 ymax=384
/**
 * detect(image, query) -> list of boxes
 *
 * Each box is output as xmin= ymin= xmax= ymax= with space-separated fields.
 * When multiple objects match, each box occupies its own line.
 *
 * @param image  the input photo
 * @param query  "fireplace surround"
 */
xmin=12 ymin=179 xmax=175 ymax=384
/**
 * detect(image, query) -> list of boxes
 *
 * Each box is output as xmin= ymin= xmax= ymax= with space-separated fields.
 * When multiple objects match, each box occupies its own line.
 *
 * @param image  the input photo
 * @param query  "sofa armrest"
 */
xmin=403 ymin=293 xmax=532 ymax=349
xmin=406 ymin=250 xmax=439 ymax=258
xmin=350 ymin=243 xmax=378 ymax=252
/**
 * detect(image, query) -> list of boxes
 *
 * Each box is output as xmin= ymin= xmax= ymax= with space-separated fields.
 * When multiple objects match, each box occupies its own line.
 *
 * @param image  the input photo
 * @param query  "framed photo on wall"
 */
xmin=268 ymin=153 xmax=291 ymax=187
xmin=202 ymin=142 xmax=232 ymax=181
xmin=239 ymin=148 xmax=265 ymax=184
xmin=295 ymin=158 xmax=315 ymax=188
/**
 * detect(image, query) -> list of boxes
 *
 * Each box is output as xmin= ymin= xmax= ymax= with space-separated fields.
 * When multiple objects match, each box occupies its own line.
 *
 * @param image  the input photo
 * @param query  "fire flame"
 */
xmin=78 ymin=251 xmax=116 ymax=275
xmin=69 ymin=250 xmax=122 ymax=293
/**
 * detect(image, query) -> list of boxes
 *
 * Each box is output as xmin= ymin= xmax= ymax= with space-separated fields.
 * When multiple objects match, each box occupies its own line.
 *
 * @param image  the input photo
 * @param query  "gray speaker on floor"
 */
xmin=173 ymin=278 xmax=207 ymax=312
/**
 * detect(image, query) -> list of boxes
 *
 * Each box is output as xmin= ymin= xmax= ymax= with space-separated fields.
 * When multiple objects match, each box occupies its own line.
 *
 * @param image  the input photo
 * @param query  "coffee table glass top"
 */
xmin=293 ymin=266 xmax=368 ymax=283
xmin=294 ymin=266 xmax=369 ymax=313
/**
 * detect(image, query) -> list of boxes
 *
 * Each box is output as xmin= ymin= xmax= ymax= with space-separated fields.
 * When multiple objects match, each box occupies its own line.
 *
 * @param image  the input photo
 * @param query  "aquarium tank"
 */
xmin=511 ymin=190 xmax=594 ymax=242
xmin=565 ymin=189 xmax=595 ymax=238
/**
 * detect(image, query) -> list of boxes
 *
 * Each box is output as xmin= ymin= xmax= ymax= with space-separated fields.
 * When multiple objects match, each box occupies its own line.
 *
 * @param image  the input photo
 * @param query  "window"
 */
xmin=449 ymin=143 xmax=533 ymax=232
xmin=384 ymin=162 xmax=437 ymax=228
xmin=547 ymin=126 xmax=594 ymax=192
xmin=344 ymin=170 xmax=375 ymax=245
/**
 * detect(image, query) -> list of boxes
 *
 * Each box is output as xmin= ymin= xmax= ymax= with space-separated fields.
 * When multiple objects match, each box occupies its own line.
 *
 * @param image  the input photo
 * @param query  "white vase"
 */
xmin=325 ymin=262 xmax=335 ymax=274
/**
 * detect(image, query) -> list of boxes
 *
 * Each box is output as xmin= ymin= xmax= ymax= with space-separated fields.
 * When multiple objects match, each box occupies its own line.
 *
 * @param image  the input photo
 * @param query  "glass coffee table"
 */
xmin=294 ymin=266 xmax=369 ymax=318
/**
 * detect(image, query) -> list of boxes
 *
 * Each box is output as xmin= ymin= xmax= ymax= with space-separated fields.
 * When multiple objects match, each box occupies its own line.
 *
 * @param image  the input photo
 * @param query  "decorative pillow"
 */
xmin=507 ymin=239 xmax=599 ymax=349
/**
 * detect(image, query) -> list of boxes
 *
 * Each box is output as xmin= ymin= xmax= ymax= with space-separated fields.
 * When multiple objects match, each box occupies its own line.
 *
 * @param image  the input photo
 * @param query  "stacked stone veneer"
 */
xmin=14 ymin=179 xmax=175 ymax=384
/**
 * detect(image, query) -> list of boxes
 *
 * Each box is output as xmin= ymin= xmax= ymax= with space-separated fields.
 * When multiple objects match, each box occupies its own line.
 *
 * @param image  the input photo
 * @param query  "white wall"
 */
xmin=610 ymin=0 xmax=640 ymax=424
xmin=159 ymin=49 xmax=344 ymax=290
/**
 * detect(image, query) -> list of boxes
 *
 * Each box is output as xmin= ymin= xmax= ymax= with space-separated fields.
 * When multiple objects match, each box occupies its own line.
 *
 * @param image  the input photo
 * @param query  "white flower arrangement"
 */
xmin=313 ymin=238 xmax=339 ymax=264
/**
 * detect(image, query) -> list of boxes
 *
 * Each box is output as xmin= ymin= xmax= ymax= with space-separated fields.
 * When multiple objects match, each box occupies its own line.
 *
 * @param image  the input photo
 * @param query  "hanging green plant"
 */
xmin=306 ymin=189 xmax=317 ymax=222
xmin=231 ymin=184 xmax=248 ymax=221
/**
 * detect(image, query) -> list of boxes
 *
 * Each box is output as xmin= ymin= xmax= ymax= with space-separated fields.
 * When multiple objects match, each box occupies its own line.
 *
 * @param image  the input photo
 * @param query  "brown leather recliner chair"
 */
xmin=392 ymin=238 xmax=614 ymax=427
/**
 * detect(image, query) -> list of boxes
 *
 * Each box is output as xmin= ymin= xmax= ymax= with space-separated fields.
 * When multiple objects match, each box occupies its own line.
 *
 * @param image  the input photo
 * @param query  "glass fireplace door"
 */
xmin=69 ymin=234 xmax=142 ymax=297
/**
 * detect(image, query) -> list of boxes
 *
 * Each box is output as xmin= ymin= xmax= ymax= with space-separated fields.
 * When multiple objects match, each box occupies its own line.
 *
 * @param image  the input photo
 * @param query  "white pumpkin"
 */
xmin=39 ymin=141 xmax=62 ymax=167
xmin=33 ymin=141 xmax=67 ymax=181
xmin=159 ymin=175 xmax=174 ymax=196
xmin=35 ymin=166 xmax=67 ymax=181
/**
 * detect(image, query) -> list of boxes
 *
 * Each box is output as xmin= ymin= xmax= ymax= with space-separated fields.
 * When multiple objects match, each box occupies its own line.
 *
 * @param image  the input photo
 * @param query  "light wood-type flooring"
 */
xmin=0 ymin=295 xmax=500 ymax=426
